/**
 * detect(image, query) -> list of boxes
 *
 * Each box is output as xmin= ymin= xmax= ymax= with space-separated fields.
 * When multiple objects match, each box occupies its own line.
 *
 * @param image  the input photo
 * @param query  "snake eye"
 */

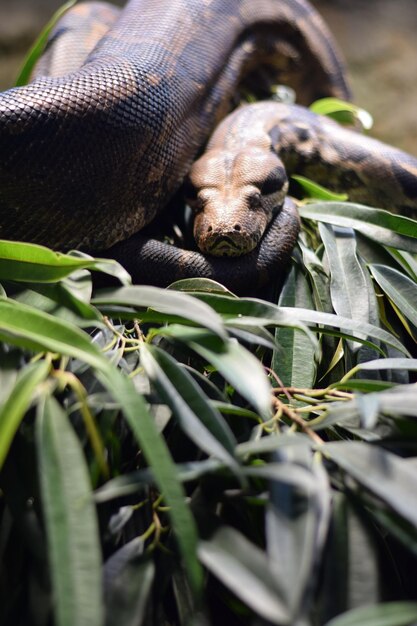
xmin=183 ymin=177 xmax=198 ymax=202
xmin=260 ymin=166 xmax=288 ymax=196
xmin=249 ymin=192 xmax=262 ymax=210
xmin=187 ymin=194 xmax=205 ymax=213
xmin=191 ymin=196 xmax=205 ymax=213
xmin=260 ymin=177 xmax=279 ymax=196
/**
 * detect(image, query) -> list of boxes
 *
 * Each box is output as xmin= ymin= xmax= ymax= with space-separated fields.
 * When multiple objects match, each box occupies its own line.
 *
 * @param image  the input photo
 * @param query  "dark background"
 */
xmin=0 ymin=0 xmax=416 ymax=153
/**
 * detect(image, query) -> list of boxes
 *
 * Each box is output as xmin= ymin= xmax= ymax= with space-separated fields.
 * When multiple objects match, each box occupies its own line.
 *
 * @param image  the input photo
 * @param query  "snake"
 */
xmin=0 ymin=0 xmax=416 ymax=293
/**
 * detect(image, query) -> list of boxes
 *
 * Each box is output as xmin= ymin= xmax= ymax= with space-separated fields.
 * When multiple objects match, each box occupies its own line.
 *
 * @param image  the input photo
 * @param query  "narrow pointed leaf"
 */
xmin=310 ymin=98 xmax=373 ymax=129
xmin=274 ymin=266 xmax=316 ymax=388
xmin=297 ymin=239 xmax=332 ymax=313
xmin=168 ymin=277 xmax=232 ymax=294
xmin=0 ymin=360 xmax=49 ymax=470
xmin=387 ymin=248 xmax=417 ymax=281
xmin=36 ymin=395 xmax=103 ymax=626
xmin=280 ymin=307 xmax=408 ymax=355
xmin=324 ymin=602 xmax=417 ymax=626
xmin=319 ymin=493 xmax=381 ymax=622
xmin=159 ymin=325 xmax=273 ymax=419
xmin=198 ymin=526 xmax=289 ymax=624
xmin=140 ymin=344 xmax=238 ymax=465
xmin=349 ymin=357 xmax=417 ymax=376
xmin=15 ymin=0 xmax=76 ymax=86
xmin=323 ymin=441 xmax=417 ymax=527
xmin=299 ymin=203 xmax=417 ymax=252
xmin=93 ymin=285 xmax=226 ymax=339
xmin=292 ymin=175 xmax=348 ymax=201
xmin=316 ymin=383 xmax=417 ymax=430
xmin=14 ymin=279 xmax=101 ymax=326
xmin=187 ymin=292 xmax=318 ymax=350
xmin=94 ymin=459 xmax=223 ymax=503
xmin=319 ymin=224 xmax=369 ymax=328
xmin=97 ymin=367 xmax=203 ymax=598
xmin=104 ymin=539 xmax=154 ymax=626
xmin=370 ymin=264 xmax=417 ymax=326
xmin=0 ymin=240 xmax=127 ymax=283
xmin=193 ymin=338 xmax=272 ymax=419
xmin=0 ymin=297 xmax=108 ymax=370
xmin=264 ymin=456 xmax=330 ymax=618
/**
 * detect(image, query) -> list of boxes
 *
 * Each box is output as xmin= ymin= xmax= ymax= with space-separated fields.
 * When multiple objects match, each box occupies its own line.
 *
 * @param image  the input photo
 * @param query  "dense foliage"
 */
xmin=1 ymin=190 xmax=417 ymax=626
xmin=2 ymin=5 xmax=417 ymax=624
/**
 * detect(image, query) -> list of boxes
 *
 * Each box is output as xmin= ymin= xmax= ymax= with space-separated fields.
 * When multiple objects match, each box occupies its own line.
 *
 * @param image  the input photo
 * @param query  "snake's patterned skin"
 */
xmin=189 ymin=101 xmax=417 ymax=256
xmin=1 ymin=0 xmax=416 ymax=292
xmin=0 ymin=0 xmax=348 ymax=251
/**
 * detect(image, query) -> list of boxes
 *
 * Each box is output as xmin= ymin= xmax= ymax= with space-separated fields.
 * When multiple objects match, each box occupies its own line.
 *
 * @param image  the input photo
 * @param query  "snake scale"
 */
xmin=0 ymin=0 xmax=417 ymax=292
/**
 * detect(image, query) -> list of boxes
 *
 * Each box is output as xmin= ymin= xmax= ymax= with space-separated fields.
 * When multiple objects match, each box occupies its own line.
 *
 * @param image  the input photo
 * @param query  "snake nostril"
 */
xmin=207 ymin=225 xmax=213 ymax=233
xmin=233 ymin=224 xmax=241 ymax=231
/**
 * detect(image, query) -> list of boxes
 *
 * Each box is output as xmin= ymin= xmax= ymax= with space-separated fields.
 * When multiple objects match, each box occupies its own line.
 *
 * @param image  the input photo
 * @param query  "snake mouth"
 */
xmin=203 ymin=231 xmax=261 ymax=257
xmin=208 ymin=236 xmax=246 ymax=257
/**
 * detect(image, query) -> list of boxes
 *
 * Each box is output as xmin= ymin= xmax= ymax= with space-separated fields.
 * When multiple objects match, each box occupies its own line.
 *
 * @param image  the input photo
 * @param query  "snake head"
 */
xmin=186 ymin=146 xmax=288 ymax=256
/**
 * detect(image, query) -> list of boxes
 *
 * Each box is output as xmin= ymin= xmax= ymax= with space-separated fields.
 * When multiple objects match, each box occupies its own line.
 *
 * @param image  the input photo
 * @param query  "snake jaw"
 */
xmin=192 ymin=199 xmax=281 ymax=256
xmin=195 ymin=219 xmax=265 ymax=256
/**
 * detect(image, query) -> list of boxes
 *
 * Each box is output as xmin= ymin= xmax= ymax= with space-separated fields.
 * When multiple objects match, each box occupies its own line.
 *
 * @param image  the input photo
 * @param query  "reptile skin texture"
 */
xmin=0 ymin=0 xmax=349 ymax=254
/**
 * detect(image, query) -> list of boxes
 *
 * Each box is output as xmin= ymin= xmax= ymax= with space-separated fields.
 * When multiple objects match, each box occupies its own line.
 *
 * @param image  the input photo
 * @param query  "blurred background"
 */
xmin=0 ymin=0 xmax=416 ymax=153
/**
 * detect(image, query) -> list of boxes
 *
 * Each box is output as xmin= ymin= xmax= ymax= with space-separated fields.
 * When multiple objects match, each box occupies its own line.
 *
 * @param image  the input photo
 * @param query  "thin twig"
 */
xmin=273 ymin=396 xmax=324 ymax=445
xmin=265 ymin=367 xmax=292 ymax=402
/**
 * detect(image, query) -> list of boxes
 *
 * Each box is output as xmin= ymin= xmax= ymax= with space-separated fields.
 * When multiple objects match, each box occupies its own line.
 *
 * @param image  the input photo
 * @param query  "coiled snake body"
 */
xmin=0 ymin=0 xmax=416 ymax=292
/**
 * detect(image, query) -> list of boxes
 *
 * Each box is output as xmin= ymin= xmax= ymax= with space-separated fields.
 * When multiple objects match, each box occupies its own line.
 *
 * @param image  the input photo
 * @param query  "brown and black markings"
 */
xmin=0 ymin=0 xmax=416 ymax=292
xmin=186 ymin=100 xmax=417 ymax=262
xmin=0 ymin=0 xmax=348 ymax=254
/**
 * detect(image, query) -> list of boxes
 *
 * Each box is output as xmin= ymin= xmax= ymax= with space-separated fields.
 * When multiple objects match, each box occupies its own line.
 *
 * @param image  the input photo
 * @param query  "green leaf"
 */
xmin=0 ymin=360 xmax=49 ymax=470
xmin=213 ymin=401 xmax=261 ymax=423
xmin=280 ymin=307 xmax=408 ymax=356
xmin=93 ymin=285 xmax=227 ymax=339
xmin=227 ymin=323 xmax=277 ymax=350
xmin=0 ymin=239 xmax=128 ymax=283
xmin=297 ymin=239 xmax=332 ymax=312
xmin=15 ymin=0 xmax=77 ymax=86
xmin=104 ymin=539 xmax=155 ymax=626
xmin=319 ymin=493 xmax=382 ymax=621
xmin=319 ymin=225 xmax=370 ymax=326
xmin=369 ymin=506 xmax=417 ymax=557
xmin=310 ymin=98 xmax=373 ymax=130
xmin=189 ymin=292 xmax=317 ymax=347
xmin=321 ymin=383 xmax=417 ymax=427
xmin=299 ymin=203 xmax=417 ymax=253
xmin=346 ymin=358 xmax=417 ymax=379
xmin=324 ymin=602 xmax=417 ymax=626
xmin=0 ymin=297 xmax=107 ymax=370
xmin=97 ymin=367 xmax=204 ymax=599
xmin=323 ymin=441 xmax=417 ymax=528
xmin=274 ymin=266 xmax=317 ymax=388
xmin=387 ymin=248 xmax=417 ymax=282
xmin=70 ymin=250 xmax=132 ymax=285
xmin=36 ymin=394 xmax=103 ymax=626
xmin=198 ymin=526 xmax=289 ymax=624
xmin=140 ymin=344 xmax=238 ymax=466
xmin=157 ymin=325 xmax=273 ymax=419
xmin=168 ymin=277 xmax=233 ymax=294
xmin=264 ymin=456 xmax=330 ymax=619
xmin=319 ymin=224 xmax=377 ymax=363
xmin=292 ymin=175 xmax=348 ymax=201
xmin=370 ymin=264 xmax=417 ymax=327
xmin=332 ymin=379 xmax=394 ymax=393
xmin=13 ymin=275 xmax=101 ymax=326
